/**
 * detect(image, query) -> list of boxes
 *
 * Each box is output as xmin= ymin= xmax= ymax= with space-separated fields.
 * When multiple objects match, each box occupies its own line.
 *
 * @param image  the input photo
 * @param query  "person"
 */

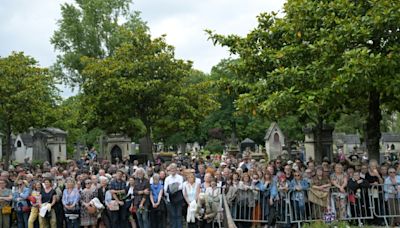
xmin=164 ymin=163 xmax=184 ymax=228
xmin=195 ymin=193 xmax=218 ymax=228
xmin=54 ymin=176 xmax=65 ymax=228
xmin=330 ymin=163 xmax=348 ymax=219
xmin=80 ymin=179 xmax=98 ymax=228
xmin=125 ymin=177 xmax=136 ymax=228
xmin=109 ymin=170 xmax=127 ymax=228
xmin=289 ymin=171 xmax=309 ymax=221
xmin=150 ymin=174 xmax=164 ymax=228
xmin=236 ymin=173 xmax=254 ymax=228
xmin=383 ymin=167 xmax=400 ymax=227
xmin=308 ymin=166 xmax=330 ymax=219
xmin=0 ymin=179 xmax=12 ymax=228
xmin=28 ymin=182 xmax=42 ymax=228
xmin=183 ymin=173 xmax=200 ymax=228
xmin=133 ymin=168 xmax=150 ymax=228
xmin=347 ymin=171 xmax=369 ymax=221
xmin=39 ymin=178 xmax=57 ymax=228
xmin=13 ymin=178 xmax=31 ymax=228
xmin=97 ymin=176 xmax=110 ymax=228
xmin=260 ymin=171 xmax=278 ymax=226
xmin=62 ymin=178 xmax=80 ymax=228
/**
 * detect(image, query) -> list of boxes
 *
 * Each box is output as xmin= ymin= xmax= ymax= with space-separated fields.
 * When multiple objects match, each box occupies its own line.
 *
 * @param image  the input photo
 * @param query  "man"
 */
xmin=109 ymin=169 xmax=128 ymax=228
xmin=164 ymin=163 xmax=184 ymax=228
xmin=133 ymin=168 xmax=150 ymax=228
xmin=196 ymin=164 xmax=206 ymax=183
xmin=284 ymin=164 xmax=294 ymax=181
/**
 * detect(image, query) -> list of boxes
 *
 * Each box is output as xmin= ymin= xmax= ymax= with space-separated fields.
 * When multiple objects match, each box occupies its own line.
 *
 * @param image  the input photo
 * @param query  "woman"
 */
xmin=347 ymin=171 xmax=369 ymax=220
xmin=289 ymin=171 xmax=309 ymax=221
xmin=330 ymin=163 xmax=348 ymax=219
xmin=183 ymin=173 xmax=199 ymax=228
xmin=236 ymin=173 xmax=254 ymax=228
xmin=195 ymin=193 xmax=218 ymax=228
xmin=39 ymin=178 xmax=57 ymax=228
xmin=200 ymin=173 xmax=212 ymax=193
xmin=13 ymin=178 xmax=31 ymax=228
xmin=261 ymin=172 xmax=278 ymax=226
xmin=0 ymin=179 xmax=12 ymax=228
xmin=383 ymin=167 xmax=400 ymax=227
xmin=150 ymin=174 xmax=165 ymax=228
xmin=125 ymin=177 xmax=136 ymax=228
xmin=308 ymin=166 xmax=331 ymax=219
xmin=97 ymin=176 xmax=110 ymax=228
xmin=80 ymin=179 xmax=98 ymax=228
xmin=28 ymin=182 xmax=42 ymax=228
xmin=62 ymin=178 xmax=80 ymax=228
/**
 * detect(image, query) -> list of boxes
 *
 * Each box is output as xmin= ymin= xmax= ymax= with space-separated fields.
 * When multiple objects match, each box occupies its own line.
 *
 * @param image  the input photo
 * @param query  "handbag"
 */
xmin=1 ymin=205 xmax=11 ymax=215
xmin=22 ymin=206 xmax=31 ymax=213
xmin=108 ymin=200 xmax=119 ymax=211
xmin=87 ymin=205 xmax=97 ymax=214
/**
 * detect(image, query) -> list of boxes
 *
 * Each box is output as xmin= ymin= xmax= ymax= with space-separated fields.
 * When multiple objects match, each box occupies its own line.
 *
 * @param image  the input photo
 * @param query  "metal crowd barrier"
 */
xmin=371 ymin=184 xmax=400 ymax=227
xmin=228 ymin=184 xmax=400 ymax=228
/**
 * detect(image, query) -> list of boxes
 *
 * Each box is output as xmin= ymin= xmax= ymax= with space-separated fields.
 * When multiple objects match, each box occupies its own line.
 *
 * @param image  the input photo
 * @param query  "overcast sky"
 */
xmin=0 ymin=0 xmax=285 ymax=97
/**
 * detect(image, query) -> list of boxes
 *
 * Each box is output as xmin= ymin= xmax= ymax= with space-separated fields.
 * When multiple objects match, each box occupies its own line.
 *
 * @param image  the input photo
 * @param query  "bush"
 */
xmin=31 ymin=160 xmax=44 ymax=168
xmin=204 ymin=139 xmax=224 ymax=154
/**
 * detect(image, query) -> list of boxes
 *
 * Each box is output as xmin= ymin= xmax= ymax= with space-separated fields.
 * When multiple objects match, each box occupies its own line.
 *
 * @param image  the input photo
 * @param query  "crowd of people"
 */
xmin=0 ymin=149 xmax=398 ymax=228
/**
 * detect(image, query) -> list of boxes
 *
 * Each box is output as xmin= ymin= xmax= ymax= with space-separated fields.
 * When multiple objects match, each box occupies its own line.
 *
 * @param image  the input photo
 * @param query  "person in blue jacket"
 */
xmin=13 ymin=178 xmax=31 ymax=228
xmin=289 ymin=170 xmax=309 ymax=221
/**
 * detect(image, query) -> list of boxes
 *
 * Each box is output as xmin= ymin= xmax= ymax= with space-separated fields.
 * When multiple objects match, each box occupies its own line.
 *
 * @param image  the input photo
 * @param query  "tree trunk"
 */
xmin=4 ymin=125 xmax=11 ymax=171
xmin=314 ymin=118 xmax=323 ymax=163
xmin=139 ymin=126 xmax=153 ymax=162
xmin=365 ymin=90 xmax=382 ymax=162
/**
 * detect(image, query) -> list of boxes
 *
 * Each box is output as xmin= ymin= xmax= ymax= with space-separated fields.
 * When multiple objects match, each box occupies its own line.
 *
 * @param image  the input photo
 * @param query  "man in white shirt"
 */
xmin=164 ymin=163 xmax=184 ymax=228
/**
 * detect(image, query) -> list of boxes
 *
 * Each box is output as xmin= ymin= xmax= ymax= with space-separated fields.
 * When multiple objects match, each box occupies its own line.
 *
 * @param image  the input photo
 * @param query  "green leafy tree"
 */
xmin=209 ymin=0 xmax=400 ymax=161
xmin=51 ymin=95 xmax=103 ymax=158
xmin=80 ymin=28 xmax=214 ymax=158
xmin=0 ymin=52 xmax=57 ymax=169
xmin=51 ymin=0 xmax=148 ymax=86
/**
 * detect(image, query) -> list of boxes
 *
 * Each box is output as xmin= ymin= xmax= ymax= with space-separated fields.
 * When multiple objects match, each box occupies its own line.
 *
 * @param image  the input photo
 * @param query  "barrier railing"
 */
xmin=371 ymin=184 xmax=400 ymax=227
xmin=227 ymin=183 xmax=400 ymax=228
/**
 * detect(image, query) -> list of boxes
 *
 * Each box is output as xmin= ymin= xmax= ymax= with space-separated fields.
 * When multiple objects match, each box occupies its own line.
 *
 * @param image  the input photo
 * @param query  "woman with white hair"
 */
xmin=195 ymin=193 xmax=217 ymax=228
xmin=133 ymin=168 xmax=150 ymax=228
xmin=97 ymin=176 xmax=110 ymax=228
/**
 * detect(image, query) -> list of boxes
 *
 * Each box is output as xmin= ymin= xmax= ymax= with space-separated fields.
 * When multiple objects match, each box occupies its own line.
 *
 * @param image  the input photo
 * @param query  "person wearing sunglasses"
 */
xmin=289 ymin=171 xmax=309 ymax=221
xmin=383 ymin=167 xmax=400 ymax=227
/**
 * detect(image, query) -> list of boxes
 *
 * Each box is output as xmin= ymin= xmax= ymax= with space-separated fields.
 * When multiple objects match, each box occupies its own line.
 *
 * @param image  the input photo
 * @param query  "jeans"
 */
xmin=167 ymin=202 xmax=182 ymax=228
xmin=65 ymin=217 xmax=80 ymax=228
xmin=17 ymin=211 xmax=29 ymax=228
xmin=109 ymin=208 xmax=128 ymax=228
xmin=149 ymin=208 xmax=162 ymax=228
xmin=136 ymin=209 xmax=149 ymax=228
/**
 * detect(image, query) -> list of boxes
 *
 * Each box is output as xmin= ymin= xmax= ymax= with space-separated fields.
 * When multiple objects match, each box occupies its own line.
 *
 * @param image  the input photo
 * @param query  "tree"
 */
xmin=209 ymin=0 xmax=400 ymax=161
xmin=51 ymin=95 xmax=103 ymax=157
xmin=51 ymin=0 xmax=148 ymax=86
xmin=0 ymin=52 xmax=57 ymax=169
xmin=80 ymin=28 xmax=214 ymax=158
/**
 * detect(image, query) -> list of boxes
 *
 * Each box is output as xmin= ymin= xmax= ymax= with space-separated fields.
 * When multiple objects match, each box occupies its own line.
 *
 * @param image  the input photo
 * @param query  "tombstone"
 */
xmin=264 ymin=122 xmax=285 ymax=160
xmin=100 ymin=133 xmax=131 ymax=163
xmin=240 ymin=138 xmax=255 ymax=153
xmin=304 ymin=126 xmax=333 ymax=163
